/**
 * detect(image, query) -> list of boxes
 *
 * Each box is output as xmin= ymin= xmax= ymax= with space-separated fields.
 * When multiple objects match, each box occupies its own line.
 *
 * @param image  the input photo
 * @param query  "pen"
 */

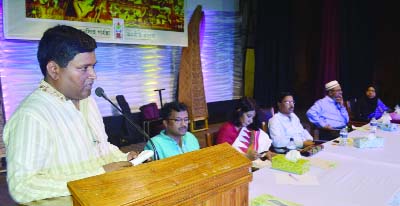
xmin=288 ymin=173 xmax=299 ymax=181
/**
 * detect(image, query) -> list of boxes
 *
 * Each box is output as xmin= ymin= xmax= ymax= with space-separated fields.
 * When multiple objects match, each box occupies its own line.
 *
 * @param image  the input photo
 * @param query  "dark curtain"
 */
xmin=314 ymin=0 xmax=340 ymax=98
xmin=374 ymin=1 xmax=400 ymax=106
xmin=339 ymin=0 xmax=400 ymax=107
xmin=339 ymin=0 xmax=377 ymax=100
xmin=291 ymin=0 xmax=322 ymax=109
xmin=252 ymin=0 xmax=399 ymax=111
xmin=253 ymin=0 xmax=294 ymax=108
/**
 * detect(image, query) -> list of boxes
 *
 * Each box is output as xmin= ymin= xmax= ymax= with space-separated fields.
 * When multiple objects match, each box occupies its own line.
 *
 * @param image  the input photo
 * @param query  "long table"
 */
xmin=250 ymin=126 xmax=400 ymax=206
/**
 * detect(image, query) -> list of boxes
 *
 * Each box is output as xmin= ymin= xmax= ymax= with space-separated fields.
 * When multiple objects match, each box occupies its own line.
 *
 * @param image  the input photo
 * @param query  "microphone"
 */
xmin=95 ymin=87 xmax=123 ymax=114
xmin=95 ymin=87 xmax=159 ymax=160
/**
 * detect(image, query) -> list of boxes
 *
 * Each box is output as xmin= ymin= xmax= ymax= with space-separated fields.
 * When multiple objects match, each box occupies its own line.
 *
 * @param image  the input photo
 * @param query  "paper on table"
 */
xmin=252 ymin=158 xmax=271 ymax=169
xmin=251 ymin=194 xmax=302 ymax=206
xmin=351 ymin=125 xmax=370 ymax=133
xmin=307 ymin=158 xmax=337 ymax=170
xmin=275 ymin=173 xmax=319 ymax=185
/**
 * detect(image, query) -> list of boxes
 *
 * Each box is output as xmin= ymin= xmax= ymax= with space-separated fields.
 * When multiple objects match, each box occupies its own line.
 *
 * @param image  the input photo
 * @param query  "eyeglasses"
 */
xmin=282 ymin=101 xmax=295 ymax=105
xmin=168 ymin=118 xmax=190 ymax=124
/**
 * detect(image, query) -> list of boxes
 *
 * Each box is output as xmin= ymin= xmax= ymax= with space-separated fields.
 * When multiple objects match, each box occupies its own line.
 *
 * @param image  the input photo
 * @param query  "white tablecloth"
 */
xmin=323 ymin=127 xmax=400 ymax=166
xmin=250 ymin=126 xmax=400 ymax=206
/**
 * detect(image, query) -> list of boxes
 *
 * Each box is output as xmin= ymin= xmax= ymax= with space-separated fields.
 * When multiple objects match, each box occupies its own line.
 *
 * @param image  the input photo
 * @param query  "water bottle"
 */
xmin=286 ymin=138 xmax=297 ymax=151
xmin=339 ymin=127 xmax=348 ymax=146
xmin=370 ymin=117 xmax=378 ymax=136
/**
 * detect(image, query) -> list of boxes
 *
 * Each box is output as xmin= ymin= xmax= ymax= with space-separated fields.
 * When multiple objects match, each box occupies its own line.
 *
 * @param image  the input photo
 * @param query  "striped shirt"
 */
xmin=4 ymin=80 xmax=127 ymax=203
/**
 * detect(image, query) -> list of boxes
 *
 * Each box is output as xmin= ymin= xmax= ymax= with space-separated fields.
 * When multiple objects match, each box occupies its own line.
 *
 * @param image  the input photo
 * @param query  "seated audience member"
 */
xmin=3 ymin=25 xmax=138 ymax=204
xmin=144 ymin=102 xmax=199 ymax=159
xmin=353 ymin=84 xmax=390 ymax=121
xmin=269 ymin=92 xmax=314 ymax=152
xmin=306 ymin=80 xmax=349 ymax=140
xmin=216 ymin=97 xmax=273 ymax=161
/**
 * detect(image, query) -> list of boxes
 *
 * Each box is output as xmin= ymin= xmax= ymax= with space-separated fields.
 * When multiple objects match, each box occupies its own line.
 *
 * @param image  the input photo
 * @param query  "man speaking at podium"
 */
xmin=3 ymin=25 xmax=138 ymax=204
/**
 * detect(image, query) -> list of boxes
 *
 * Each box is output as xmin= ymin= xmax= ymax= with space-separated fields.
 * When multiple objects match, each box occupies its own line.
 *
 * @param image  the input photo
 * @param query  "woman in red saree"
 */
xmin=216 ymin=97 xmax=273 ymax=160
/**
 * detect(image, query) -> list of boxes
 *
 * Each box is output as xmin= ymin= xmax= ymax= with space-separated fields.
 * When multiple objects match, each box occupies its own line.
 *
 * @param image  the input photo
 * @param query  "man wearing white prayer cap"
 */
xmin=325 ymin=80 xmax=340 ymax=91
xmin=306 ymin=80 xmax=349 ymax=140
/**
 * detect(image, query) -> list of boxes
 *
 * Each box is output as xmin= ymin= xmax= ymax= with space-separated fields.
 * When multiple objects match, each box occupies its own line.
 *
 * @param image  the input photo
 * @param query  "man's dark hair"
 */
xmin=160 ymin=102 xmax=188 ymax=120
xmin=277 ymin=92 xmax=293 ymax=103
xmin=37 ymin=25 xmax=97 ymax=76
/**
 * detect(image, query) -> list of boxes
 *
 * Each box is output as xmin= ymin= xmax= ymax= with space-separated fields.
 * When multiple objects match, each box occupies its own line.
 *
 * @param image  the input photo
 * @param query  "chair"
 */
xmin=139 ymin=103 xmax=164 ymax=137
xmin=344 ymin=98 xmax=357 ymax=119
xmin=258 ymin=107 xmax=275 ymax=123
xmin=312 ymin=126 xmax=340 ymax=141
xmin=204 ymin=131 xmax=218 ymax=147
xmin=345 ymin=99 xmax=369 ymax=127
xmin=258 ymin=107 xmax=274 ymax=134
xmin=116 ymin=95 xmax=145 ymax=143
xmin=345 ymin=99 xmax=354 ymax=119
xmin=261 ymin=121 xmax=268 ymax=133
xmin=116 ymin=95 xmax=131 ymax=114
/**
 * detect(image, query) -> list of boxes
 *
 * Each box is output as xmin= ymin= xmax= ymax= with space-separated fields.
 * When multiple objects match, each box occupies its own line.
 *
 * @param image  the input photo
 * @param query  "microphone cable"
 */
xmin=95 ymin=87 xmax=160 ymax=160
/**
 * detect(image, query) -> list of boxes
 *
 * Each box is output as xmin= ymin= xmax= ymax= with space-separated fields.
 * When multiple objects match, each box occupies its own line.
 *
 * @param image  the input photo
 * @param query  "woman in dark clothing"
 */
xmin=354 ymin=84 xmax=390 ymax=121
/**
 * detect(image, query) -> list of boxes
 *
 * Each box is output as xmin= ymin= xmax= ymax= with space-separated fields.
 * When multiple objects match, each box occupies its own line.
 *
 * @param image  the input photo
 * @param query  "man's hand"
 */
xmin=103 ymin=161 xmax=132 ymax=173
xmin=263 ymin=151 xmax=275 ymax=160
xmin=335 ymin=97 xmax=344 ymax=106
xmin=303 ymin=140 xmax=315 ymax=147
xmin=323 ymin=125 xmax=333 ymax=130
xmin=127 ymin=151 xmax=139 ymax=161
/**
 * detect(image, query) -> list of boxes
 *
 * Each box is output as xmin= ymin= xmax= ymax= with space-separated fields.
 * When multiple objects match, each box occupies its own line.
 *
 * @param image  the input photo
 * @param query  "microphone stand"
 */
xmin=99 ymin=93 xmax=159 ymax=160
xmin=153 ymin=88 xmax=165 ymax=107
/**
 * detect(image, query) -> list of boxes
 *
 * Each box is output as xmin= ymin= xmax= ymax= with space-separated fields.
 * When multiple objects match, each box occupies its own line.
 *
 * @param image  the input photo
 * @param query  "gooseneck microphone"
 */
xmin=95 ymin=87 xmax=159 ymax=160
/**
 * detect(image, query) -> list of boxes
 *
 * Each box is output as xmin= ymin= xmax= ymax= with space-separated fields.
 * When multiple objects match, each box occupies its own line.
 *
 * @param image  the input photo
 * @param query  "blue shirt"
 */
xmin=144 ymin=130 xmax=200 ymax=160
xmin=369 ymin=99 xmax=389 ymax=119
xmin=307 ymin=96 xmax=349 ymax=129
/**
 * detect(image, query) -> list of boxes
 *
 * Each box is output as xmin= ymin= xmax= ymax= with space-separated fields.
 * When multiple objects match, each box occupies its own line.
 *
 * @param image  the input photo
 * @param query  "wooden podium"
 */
xmin=67 ymin=143 xmax=252 ymax=206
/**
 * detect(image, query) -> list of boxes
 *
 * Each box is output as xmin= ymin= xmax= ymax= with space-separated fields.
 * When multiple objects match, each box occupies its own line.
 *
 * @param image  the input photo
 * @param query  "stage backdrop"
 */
xmin=3 ymin=0 xmax=188 ymax=46
xmin=0 ymin=0 xmax=242 ymax=121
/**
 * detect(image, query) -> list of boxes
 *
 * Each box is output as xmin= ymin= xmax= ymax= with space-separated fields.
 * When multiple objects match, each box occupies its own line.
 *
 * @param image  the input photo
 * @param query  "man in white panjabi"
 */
xmin=269 ymin=92 xmax=314 ymax=153
xmin=4 ymin=25 xmax=138 ymax=204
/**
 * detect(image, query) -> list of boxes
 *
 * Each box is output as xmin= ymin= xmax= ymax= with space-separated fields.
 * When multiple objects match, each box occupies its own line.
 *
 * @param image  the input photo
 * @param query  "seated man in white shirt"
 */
xmin=268 ymin=92 xmax=314 ymax=153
